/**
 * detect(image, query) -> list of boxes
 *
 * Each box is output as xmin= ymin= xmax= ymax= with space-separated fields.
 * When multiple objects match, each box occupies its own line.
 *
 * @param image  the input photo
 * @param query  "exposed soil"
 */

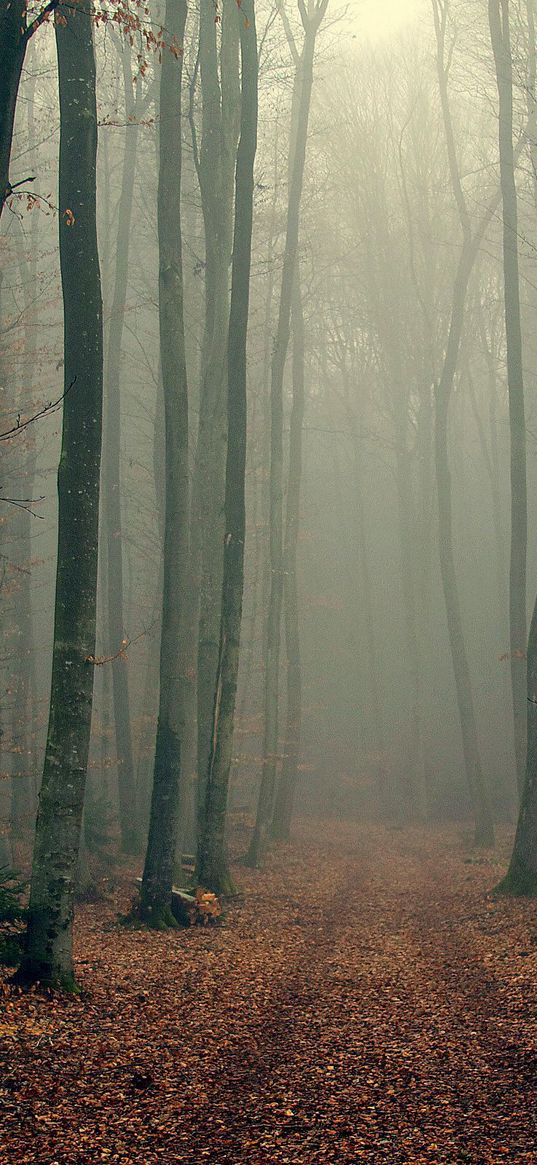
xmin=1 ymin=821 xmax=536 ymax=1164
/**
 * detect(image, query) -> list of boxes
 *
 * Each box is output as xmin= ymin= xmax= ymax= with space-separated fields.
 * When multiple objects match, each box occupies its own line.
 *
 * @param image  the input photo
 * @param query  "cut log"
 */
xmin=135 ymin=878 xmax=196 ymax=926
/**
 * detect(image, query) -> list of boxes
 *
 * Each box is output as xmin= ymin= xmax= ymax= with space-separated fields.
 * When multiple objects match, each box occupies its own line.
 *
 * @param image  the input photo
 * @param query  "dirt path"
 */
xmin=1 ymin=822 xmax=536 ymax=1164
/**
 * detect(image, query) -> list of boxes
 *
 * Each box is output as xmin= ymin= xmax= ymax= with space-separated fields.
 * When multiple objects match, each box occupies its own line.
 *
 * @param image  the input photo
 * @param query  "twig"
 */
xmin=85 ymin=621 xmax=158 ymax=667
xmin=0 ymin=491 xmax=45 ymax=519
xmin=0 ymin=378 xmax=76 ymax=442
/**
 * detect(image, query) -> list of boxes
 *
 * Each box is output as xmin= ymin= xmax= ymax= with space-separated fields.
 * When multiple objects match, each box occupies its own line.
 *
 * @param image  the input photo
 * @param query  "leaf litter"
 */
xmin=0 ymin=821 xmax=536 ymax=1164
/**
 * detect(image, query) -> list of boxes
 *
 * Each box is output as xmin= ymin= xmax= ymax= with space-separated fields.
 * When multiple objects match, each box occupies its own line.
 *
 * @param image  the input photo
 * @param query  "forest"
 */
xmin=0 ymin=0 xmax=536 ymax=1161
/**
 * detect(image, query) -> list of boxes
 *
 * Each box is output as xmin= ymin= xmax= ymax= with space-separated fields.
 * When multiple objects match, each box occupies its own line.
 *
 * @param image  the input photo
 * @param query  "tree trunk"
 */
xmin=103 ymin=45 xmax=140 ymax=853
xmin=488 ymin=0 xmax=527 ymax=797
xmin=197 ymin=0 xmax=258 ymax=895
xmin=272 ymin=275 xmax=305 ymax=841
xmin=17 ymin=0 xmax=103 ymax=988
xmin=195 ymin=0 xmax=240 ymax=848
xmin=140 ymin=0 xmax=190 ymax=927
xmin=10 ymin=210 xmax=39 ymax=839
xmin=247 ymin=0 xmax=328 ymax=868
xmin=432 ymin=0 xmax=495 ymax=846
xmin=499 ymin=591 xmax=537 ymax=893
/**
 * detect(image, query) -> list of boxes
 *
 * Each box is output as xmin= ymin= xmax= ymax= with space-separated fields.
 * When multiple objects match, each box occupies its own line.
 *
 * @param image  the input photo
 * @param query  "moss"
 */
xmin=11 ymin=961 xmax=81 ymax=993
xmin=494 ymin=858 xmax=537 ymax=898
xmin=0 ymin=933 xmax=24 ymax=967
xmin=137 ymin=903 xmax=179 ymax=930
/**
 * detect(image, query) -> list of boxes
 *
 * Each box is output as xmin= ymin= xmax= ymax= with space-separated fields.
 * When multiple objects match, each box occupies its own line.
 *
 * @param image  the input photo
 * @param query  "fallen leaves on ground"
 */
xmin=1 ymin=821 xmax=536 ymax=1164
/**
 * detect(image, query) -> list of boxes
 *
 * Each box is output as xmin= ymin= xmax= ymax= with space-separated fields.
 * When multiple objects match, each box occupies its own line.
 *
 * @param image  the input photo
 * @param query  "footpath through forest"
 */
xmin=1 ymin=821 xmax=536 ymax=1164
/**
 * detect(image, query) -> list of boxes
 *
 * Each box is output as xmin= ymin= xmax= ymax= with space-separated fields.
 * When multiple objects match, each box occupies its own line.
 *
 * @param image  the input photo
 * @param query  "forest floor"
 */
xmin=0 ymin=820 xmax=536 ymax=1165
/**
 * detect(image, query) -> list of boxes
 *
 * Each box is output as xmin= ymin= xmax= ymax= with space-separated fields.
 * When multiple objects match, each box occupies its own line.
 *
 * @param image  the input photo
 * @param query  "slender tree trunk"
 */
xmin=499 ymin=592 xmax=537 ymax=893
xmin=197 ymin=0 xmax=258 ymax=895
xmin=103 ymin=45 xmax=140 ymax=852
xmin=17 ymin=0 xmax=103 ymax=987
xmin=195 ymin=0 xmax=240 ymax=849
xmin=247 ymin=0 xmax=328 ymax=867
xmin=140 ymin=0 xmax=190 ymax=927
xmin=10 ymin=205 xmax=38 ymax=837
xmin=466 ymin=355 xmax=508 ymax=634
xmin=272 ymin=276 xmax=305 ymax=841
xmin=489 ymin=0 xmax=527 ymax=797
xmin=435 ymin=308 xmax=494 ymax=847
xmin=432 ymin=0 xmax=495 ymax=846
xmin=350 ymin=427 xmax=386 ymax=807
xmin=394 ymin=437 xmax=427 ymax=820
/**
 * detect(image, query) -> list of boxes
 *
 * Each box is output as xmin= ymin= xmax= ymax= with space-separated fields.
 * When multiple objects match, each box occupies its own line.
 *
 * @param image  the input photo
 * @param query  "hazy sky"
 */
xmin=358 ymin=0 xmax=423 ymax=38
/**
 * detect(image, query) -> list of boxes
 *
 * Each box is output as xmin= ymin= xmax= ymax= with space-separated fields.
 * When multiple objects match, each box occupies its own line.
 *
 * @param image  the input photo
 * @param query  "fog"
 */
xmin=2 ymin=0 xmax=537 ymax=960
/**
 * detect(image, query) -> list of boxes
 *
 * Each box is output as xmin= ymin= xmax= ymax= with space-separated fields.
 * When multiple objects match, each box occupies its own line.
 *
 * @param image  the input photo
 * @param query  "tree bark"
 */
xmin=140 ymin=0 xmax=190 ymax=927
xmin=17 ymin=0 xmax=103 ymax=987
xmin=197 ymin=0 xmax=258 ymax=895
xmin=500 ymin=593 xmax=537 ymax=893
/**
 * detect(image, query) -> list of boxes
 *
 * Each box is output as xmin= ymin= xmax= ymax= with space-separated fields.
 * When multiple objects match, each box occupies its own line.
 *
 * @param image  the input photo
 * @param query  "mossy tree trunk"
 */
xmin=197 ymin=0 xmax=258 ymax=896
xmin=500 ymin=595 xmax=537 ymax=894
xmin=17 ymin=0 xmax=103 ymax=988
xmin=140 ymin=0 xmax=190 ymax=927
xmin=194 ymin=0 xmax=240 ymax=852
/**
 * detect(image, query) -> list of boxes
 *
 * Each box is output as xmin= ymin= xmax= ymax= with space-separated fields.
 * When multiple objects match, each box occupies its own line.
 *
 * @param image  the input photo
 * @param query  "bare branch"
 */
xmin=0 ymin=378 xmax=77 ymax=442
xmin=23 ymin=0 xmax=61 ymax=43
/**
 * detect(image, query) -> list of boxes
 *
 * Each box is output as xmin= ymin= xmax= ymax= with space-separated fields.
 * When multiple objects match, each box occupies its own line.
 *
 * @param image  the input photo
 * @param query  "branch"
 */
xmin=22 ymin=0 xmax=61 ymax=43
xmin=187 ymin=45 xmax=201 ymax=179
xmin=85 ymin=621 xmax=158 ymax=667
xmin=0 ymin=378 xmax=77 ymax=442
xmin=276 ymin=0 xmax=300 ymax=65
xmin=0 ymin=492 xmax=45 ymax=519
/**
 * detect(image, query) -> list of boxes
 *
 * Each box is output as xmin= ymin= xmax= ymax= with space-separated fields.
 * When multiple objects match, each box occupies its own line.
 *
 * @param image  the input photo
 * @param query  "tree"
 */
xmin=271 ymin=273 xmax=305 ymax=840
xmin=247 ymin=0 xmax=329 ymax=868
xmin=193 ymin=0 xmax=240 ymax=854
xmin=432 ymin=0 xmax=495 ymax=846
xmin=140 ymin=0 xmax=190 ymax=926
xmin=102 ymin=41 xmax=146 ymax=854
xmin=197 ymin=0 xmax=258 ymax=895
xmin=17 ymin=0 xmax=103 ymax=987
xmin=488 ymin=0 xmax=527 ymax=797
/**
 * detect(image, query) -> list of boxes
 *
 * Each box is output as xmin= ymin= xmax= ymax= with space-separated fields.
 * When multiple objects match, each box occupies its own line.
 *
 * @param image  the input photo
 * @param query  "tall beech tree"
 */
xmin=17 ymin=0 xmax=103 ymax=987
xmin=488 ymin=0 xmax=527 ymax=797
xmin=247 ymin=0 xmax=329 ymax=868
xmin=193 ymin=0 xmax=240 ymax=851
xmin=140 ymin=0 xmax=190 ymax=926
xmin=197 ymin=0 xmax=258 ymax=896
xmin=102 ymin=42 xmax=147 ymax=854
